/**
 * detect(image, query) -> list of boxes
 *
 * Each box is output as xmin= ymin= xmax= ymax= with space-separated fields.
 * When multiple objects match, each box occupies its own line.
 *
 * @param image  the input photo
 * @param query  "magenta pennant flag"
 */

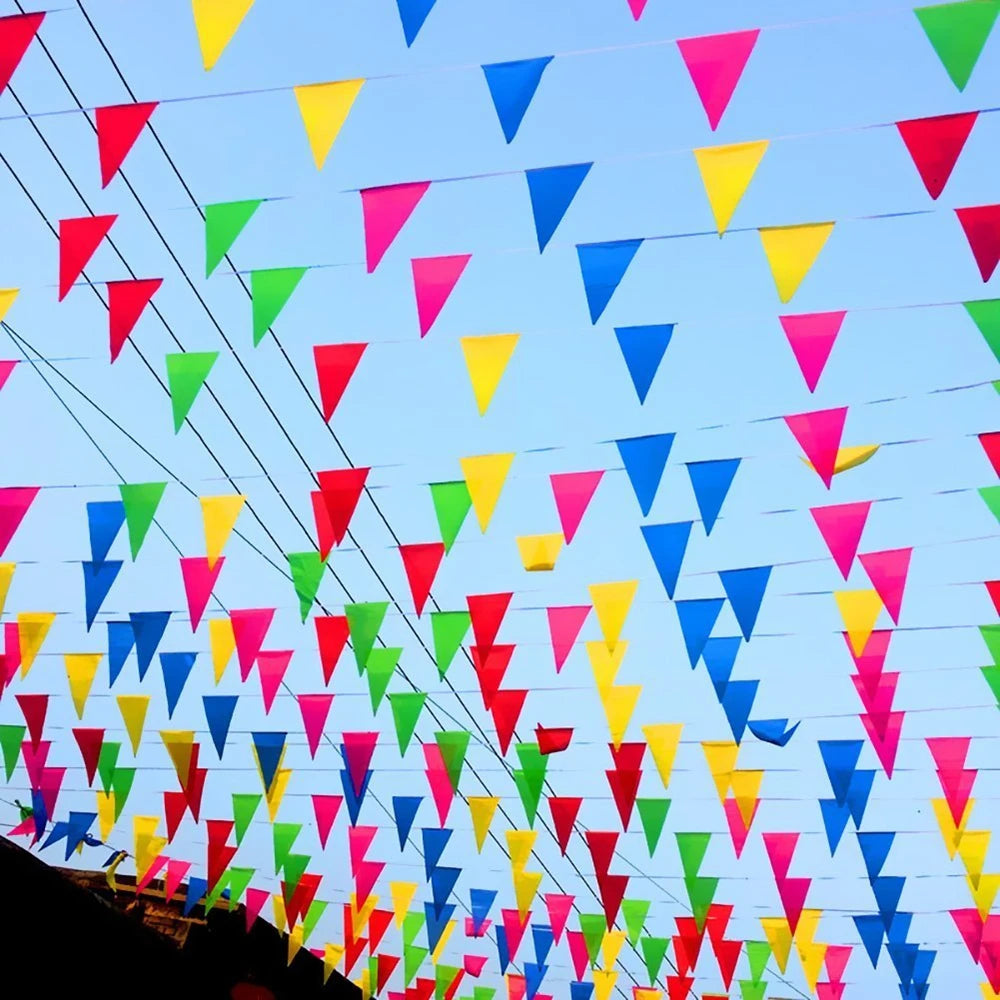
xmin=424 ymin=744 xmax=454 ymax=824
xmin=257 ymin=650 xmax=292 ymax=713
xmin=859 ymin=548 xmax=912 ymax=625
xmin=312 ymin=793 xmax=343 ymax=848
xmin=348 ymin=824 xmax=378 ymax=875
xmin=763 ymin=831 xmax=799 ymax=882
xmin=550 ymin=471 xmax=604 ymax=544
xmin=343 ymin=731 xmax=378 ymax=796
xmin=779 ymin=311 xmax=846 ymax=392
xmin=676 ymin=29 xmax=760 ymax=130
xmin=851 ymin=671 xmax=899 ymax=717
xmin=361 ymin=181 xmax=431 ymax=272
xmin=180 ymin=556 xmax=224 ymax=631
xmin=298 ymin=693 xmax=334 ymax=758
xmin=626 ymin=0 xmax=649 ymax=18
xmin=163 ymin=859 xmax=192 ymax=902
xmin=546 ymin=605 xmax=590 ymax=672
xmin=136 ymin=854 xmax=168 ymax=894
xmin=809 ymin=501 xmax=872 ymax=579
xmin=230 ymin=608 xmax=275 ymax=681
xmin=927 ymin=735 xmax=971 ymax=774
xmin=784 ymin=407 xmax=848 ymax=488
xmin=411 ymin=254 xmax=471 ymax=336
xmin=0 ymin=360 xmax=17 ymax=392
xmin=244 ymin=886 xmax=269 ymax=930
xmin=0 ymin=486 xmax=38 ymax=556
xmin=724 ymin=797 xmax=755 ymax=857
xmin=544 ymin=892 xmax=574 ymax=943
xmin=861 ymin=711 xmax=904 ymax=777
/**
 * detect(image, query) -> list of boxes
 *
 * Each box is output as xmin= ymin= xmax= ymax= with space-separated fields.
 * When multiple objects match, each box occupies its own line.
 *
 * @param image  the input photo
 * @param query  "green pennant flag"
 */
xmin=0 ymin=724 xmax=25 ymax=780
xmin=287 ymin=551 xmax=326 ymax=621
xmin=389 ymin=691 xmax=427 ymax=754
xmin=513 ymin=741 xmax=548 ymax=826
xmin=430 ymin=611 xmax=470 ymax=679
xmin=402 ymin=910 xmax=426 ymax=946
xmin=675 ymin=831 xmax=711 ymax=880
xmin=367 ymin=956 xmax=378 ymax=991
xmin=366 ymin=646 xmax=401 ymax=712
xmin=639 ymin=935 xmax=669 ymax=984
xmin=165 ymin=352 xmax=217 ymax=432
xmin=636 ymin=798 xmax=670 ymax=856
xmin=273 ymin=821 xmax=302 ymax=874
xmin=227 ymin=866 xmax=255 ymax=909
xmin=738 ymin=981 xmax=768 ymax=1000
xmin=302 ymin=898 xmax=328 ymax=942
xmin=97 ymin=741 xmax=122 ymax=794
xmin=251 ymin=267 xmax=308 ymax=345
xmin=205 ymin=199 xmax=262 ymax=276
xmin=914 ymin=0 xmax=1000 ymax=90
xmin=513 ymin=769 xmax=544 ymax=827
xmin=436 ymin=731 xmax=471 ymax=790
xmin=404 ymin=943 xmax=428 ymax=985
xmin=435 ymin=964 xmax=461 ymax=1000
xmin=111 ymin=767 xmax=135 ymax=819
xmin=473 ymin=989 xmax=496 ymax=1000
xmin=745 ymin=940 xmax=772 ymax=983
xmin=345 ymin=601 xmax=389 ymax=673
xmin=205 ymin=870 xmax=230 ymax=912
xmin=965 ymin=299 xmax=1000 ymax=362
xmin=281 ymin=852 xmax=310 ymax=897
xmin=982 ymin=664 xmax=1000 ymax=705
xmin=621 ymin=898 xmax=650 ymax=946
xmin=684 ymin=874 xmax=719 ymax=929
xmin=429 ymin=481 xmax=472 ymax=553
xmin=119 ymin=482 xmax=167 ymax=559
xmin=579 ymin=913 xmax=605 ymax=966
xmin=232 ymin=793 xmax=262 ymax=845
xmin=980 ymin=485 xmax=1000 ymax=524
xmin=980 ymin=624 xmax=1000 ymax=664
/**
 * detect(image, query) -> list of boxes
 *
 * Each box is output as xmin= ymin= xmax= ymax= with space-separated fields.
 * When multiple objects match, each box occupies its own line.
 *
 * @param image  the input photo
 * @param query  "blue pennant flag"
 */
xmin=31 ymin=789 xmax=47 ymax=840
xmin=686 ymin=458 xmax=741 ymax=535
xmin=430 ymin=865 xmax=461 ymax=916
xmin=130 ymin=611 xmax=171 ymax=680
xmin=719 ymin=565 xmax=772 ymax=641
xmin=847 ymin=769 xmax=876 ymax=827
xmin=395 ymin=0 xmax=437 ymax=46
xmin=532 ymin=924 xmax=554 ymax=965
xmin=83 ymin=561 xmax=123 ymax=630
xmin=577 ymin=239 xmax=643 ymax=323
xmin=887 ymin=942 xmax=917 ymax=989
xmin=721 ymin=678 xmax=758 ymax=742
xmin=570 ymin=983 xmax=595 ymax=1000
xmin=392 ymin=796 xmax=422 ymax=850
xmin=616 ymin=432 xmax=675 ymax=516
xmin=640 ymin=521 xmax=692 ymax=600
xmin=202 ymin=694 xmax=238 ymax=759
xmin=470 ymin=887 xmax=497 ymax=933
xmin=184 ymin=876 xmax=208 ymax=917
xmin=675 ymin=597 xmax=724 ymax=667
xmin=64 ymin=811 xmax=98 ymax=859
xmin=857 ymin=831 xmax=895 ymax=882
xmin=251 ymin=732 xmax=286 ymax=792
xmin=819 ymin=740 xmax=864 ymax=804
xmin=524 ymin=963 xmax=548 ymax=1000
xmin=340 ymin=767 xmax=373 ymax=825
xmin=748 ymin=718 xmax=799 ymax=746
xmin=41 ymin=821 xmax=69 ymax=853
xmin=900 ymin=985 xmax=929 ymax=1000
xmin=819 ymin=798 xmax=851 ymax=855
xmin=495 ymin=925 xmax=510 ymax=974
xmin=526 ymin=163 xmax=592 ymax=252
xmin=614 ymin=324 xmax=674 ymax=404
xmin=106 ymin=620 xmax=135 ymax=686
xmin=482 ymin=56 xmax=553 ymax=142
xmin=424 ymin=900 xmax=455 ymax=952
xmin=422 ymin=827 xmax=453 ymax=878
xmin=702 ymin=636 xmax=741 ymax=699
xmin=911 ymin=949 xmax=935 ymax=988
xmin=160 ymin=652 xmax=197 ymax=718
xmin=872 ymin=876 xmax=906 ymax=929
xmin=854 ymin=913 xmax=884 ymax=968
xmin=86 ymin=500 xmax=125 ymax=564
xmin=887 ymin=911 xmax=913 ymax=944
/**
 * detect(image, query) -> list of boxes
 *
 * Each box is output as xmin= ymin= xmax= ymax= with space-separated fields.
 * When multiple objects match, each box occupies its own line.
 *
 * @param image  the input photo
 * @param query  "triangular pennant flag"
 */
xmin=460 ymin=335 xmax=519 ymax=416
xmin=15 ymin=612 xmax=52 ymax=679
xmin=0 ymin=562 xmax=13 ymax=620
xmin=192 ymin=0 xmax=255 ymax=70
xmin=83 ymin=561 xmax=123 ymax=630
xmin=389 ymin=692 xmax=427 ymax=755
xmin=687 ymin=459 xmax=740 ymax=534
xmin=313 ymin=342 xmax=367 ymax=422
xmin=400 ymin=543 xmax=445 ymax=616
xmin=491 ymin=689 xmax=528 ymax=755
xmin=589 ymin=581 xmax=638 ymax=651
xmin=614 ymin=324 xmax=674 ymax=404
xmin=525 ymin=163 xmax=592 ymax=252
xmin=366 ymin=647 xmax=401 ymax=712
xmin=576 ymin=240 xmax=643 ymax=324
xmin=96 ymin=102 xmax=157 ymax=187
xmin=361 ymin=181 xmax=431 ymax=272
xmin=430 ymin=611 xmax=471 ymax=679
xmin=676 ymin=29 xmax=760 ymax=130
xmin=722 ymin=680 xmax=758 ymax=741
xmin=312 ymin=794 xmax=341 ymax=849
xmin=437 ymin=731 xmax=471 ymax=790
xmin=345 ymin=602 xmax=389 ymax=673
xmin=897 ymin=112 xmax=978 ymax=199
xmin=119 ymin=482 xmax=167 ymax=559
xmin=429 ymin=482 xmax=472 ymax=553
xmin=957 ymin=205 xmax=1000 ymax=281
xmin=231 ymin=793 xmax=261 ymax=845
xmin=87 ymin=501 xmax=125 ymax=565
xmin=616 ymin=433 xmax=674 ymax=516
xmin=294 ymin=80 xmax=364 ymax=169
xmin=203 ymin=695 xmax=238 ymax=758
xmin=16 ymin=694 xmax=47 ymax=749
xmin=200 ymin=495 xmax=244 ymax=569
xmin=693 ymin=141 xmax=768 ymax=235
xmin=208 ymin=618 xmax=236 ymax=684
xmin=641 ymin=522 xmax=692 ymax=600
xmin=550 ymin=471 xmax=603 ymax=544
xmin=0 ymin=724 xmax=24 ymax=780
xmin=204 ymin=199 xmax=262 ymax=276
xmin=73 ymin=728 xmax=103 ymax=786
xmin=914 ymin=0 xmax=999 ymax=90
xmin=858 ymin=548 xmax=912 ymax=625
xmin=397 ymin=0 xmax=437 ymax=45
xmin=546 ymin=605 xmax=589 ymax=672
xmin=0 ymin=488 xmax=37 ymax=561
xmin=461 ymin=454 xmax=515 ymax=531
xmin=675 ymin=598 xmax=724 ymax=666
xmin=412 ymin=255 xmax=471 ymax=337
xmin=318 ymin=468 xmax=369 ymax=548
xmin=59 ymin=215 xmax=116 ymax=300
xmin=759 ymin=223 xmax=835 ymax=303
xmin=835 ymin=591 xmax=884 ymax=656
xmin=966 ymin=299 xmax=1000 ymax=362
xmin=116 ymin=695 xmax=148 ymax=754
xmin=130 ymin=611 xmax=171 ymax=680
xmin=779 ymin=311 xmax=846 ymax=393
xmin=810 ymin=501 xmax=871 ymax=579
xmin=107 ymin=278 xmax=162 ymax=362
xmin=785 ymin=407 xmax=848 ymax=489
xmin=65 ymin=653 xmax=103 ymax=719
xmin=719 ymin=566 xmax=771 ymax=641
xmin=287 ymin=551 xmax=326 ymax=622
xmin=297 ymin=693 xmax=333 ymax=759
xmin=250 ymin=267 xmax=308 ymax=345
xmin=0 ymin=13 xmax=43 ymax=93
xmin=481 ymin=56 xmax=553 ymax=142
xmin=636 ymin=798 xmax=670 ymax=855
xmin=160 ymin=652 xmax=197 ymax=717
xmin=166 ymin=352 xmax=217 ymax=431
xmin=469 ymin=796 xmax=500 ymax=852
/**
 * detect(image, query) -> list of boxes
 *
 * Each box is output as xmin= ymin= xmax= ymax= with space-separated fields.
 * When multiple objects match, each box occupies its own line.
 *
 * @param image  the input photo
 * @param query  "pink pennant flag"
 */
xmin=361 ymin=181 xmax=431 ymax=272
xmin=843 ymin=629 xmax=892 ymax=680
xmin=626 ymin=0 xmax=649 ymax=18
xmin=502 ymin=908 xmax=532 ymax=962
xmin=424 ymin=745 xmax=454 ymax=825
xmin=180 ymin=556 xmax=224 ymax=631
xmin=230 ymin=608 xmax=275 ymax=681
xmin=163 ymin=858 xmax=192 ymax=902
xmin=860 ymin=710 xmax=904 ymax=776
xmin=256 ymin=649 xmax=292 ymax=713
xmin=136 ymin=853 xmax=168 ymax=894
xmin=676 ymin=29 xmax=760 ymax=130
xmin=0 ymin=360 xmax=17 ymax=392
xmin=809 ymin=501 xmax=871 ymax=579
xmin=762 ymin=831 xmax=799 ymax=882
xmin=550 ymin=471 xmax=603 ymax=544
xmin=784 ymin=406 xmax=847 ymax=488
xmin=244 ymin=886 xmax=269 ymax=930
xmin=926 ymin=735 xmax=971 ymax=774
xmin=859 ymin=548 xmax=912 ymax=625
xmin=546 ymin=605 xmax=590 ymax=672
xmin=312 ymin=793 xmax=343 ymax=848
xmin=723 ymin=796 xmax=756 ymax=858
xmin=464 ymin=955 xmax=488 ymax=976
xmin=0 ymin=486 xmax=38 ymax=556
xmin=851 ymin=671 xmax=899 ymax=717
xmin=411 ymin=254 xmax=471 ymax=337
xmin=544 ymin=892 xmax=574 ymax=943
xmin=39 ymin=765 xmax=65 ymax=819
xmin=343 ymin=731 xmax=378 ymax=795
xmin=938 ymin=767 xmax=977 ymax=827
xmin=776 ymin=877 xmax=811 ymax=935
xmin=348 ymin=824 xmax=378 ymax=875
xmin=824 ymin=944 xmax=853 ymax=983
xmin=951 ymin=907 xmax=985 ymax=961
xmin=566 ymin=930 xmax=590 ymax=981
xmin=779 ymin=311 xmax=846 ymax=392
xmin=298 ymin=693 xmax=334 ymax=758
xmin=22 ymin=740 xmax=50 ymax=789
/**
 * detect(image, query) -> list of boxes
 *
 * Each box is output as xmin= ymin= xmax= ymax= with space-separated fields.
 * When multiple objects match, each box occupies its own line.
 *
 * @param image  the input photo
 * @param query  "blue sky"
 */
xmin=1 ymin=0 xmax=999 ymax=997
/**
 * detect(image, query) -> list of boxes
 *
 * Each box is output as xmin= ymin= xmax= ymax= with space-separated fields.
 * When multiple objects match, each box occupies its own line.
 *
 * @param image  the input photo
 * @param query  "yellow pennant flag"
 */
xmin=970 ymin=873 xmax=1000 ymax=920
xmin=592 ymin=970 xmax=618 ymax=1000
xmin=161 ymin=730 xmax=196 ymax=786
xmin=460 ymin=334 xmax=519 ymax=416
xmin=932 ymin=797 xmax=973 ymax=858
xmin=117 ymin=695 xmax=150 ymax=755
xmin=633 ymin=991 xmax=661 ymax=1000
xmin=460 ymin=453 xmax=515 ymax=532
xmin=324 ymin=943 xmax=345 ymax=983
xmin=349 ymin=892 xmax=379 ymax=938
xmin=601 ymin=930 xmax=626 ymax=969
xmin=0 ymin=288 xmax=18 ymax=323
xmin=959 ymin=830 xmax=991 ymax=887
xmin=288 ymin=924 xmax=304 ymax=965
xmin=201 ymin=494 xmax=245 ymax=567
xmin=18 ymin=611 xmax=56 ymax=677
xmin=65 ymin=653 xmax=103 ymax=719
xmin=642 ymin=723 xmax=683 ymax=788
xmin=758 ymin=222 xmax=835 ymax=303
xmin=0 ymin=562 xmax=15 ymax=618
xmin=469 ymin=795 xmax=500 ymax=851
xmin=209 ymin=617 xmax=236 ymax=683
xmin=760 ymin=916 xmax=793 ymax=973
xmin=133 ymin=815 xmax=161 ymax=876
xmin=599 ymin=683 xmax=642 ymax=749
xmin=97 ymin=790 xmax=116 ymax=842
xmin=516 ymin=532 xmax=563 ymax=571
xmin=272 ymin=893 xmax=288 ymax=932
xmin=357 ymin=969 xmax=372 ymax=1000
xmin=430 ymin=919 xmax=456 ymax=964
xmin=587 ymin=640 xmax=629 ymax=690
xmin=295 ymin=80 xmax=365 ymax=169
xmin=589 ymin=580 xmax=639 ymax=651
xmin=793 ymin=908 xmax=822 ymax=951
xmin=804 ymin=443 xmax=880 ymax=477
xmin=731 ymin=769 xmax=764 ymax=826
xmin=506 ymin=829 xmax=537 ymax=872
xmin=513 ymin=868 xmax=543 ymax=916
xmin=799 ymin=941 xmax=827 ymax=992
xmin=833 ymin=589 xmax=884 ymax=655
xmin=192 ymin=0 xmax=255 ymax=70
xmin=982 ymin=983 xmax=1000 ymax=1000
xmin=693 ymin=140 xmax=769 ymax=235
xmin=267 ymin=768 xmax=292 ymax=820
xmin=702 ymin=741 xmax=740 ymax=803
xmin=390 ymin=881 xmax=418 ymax=928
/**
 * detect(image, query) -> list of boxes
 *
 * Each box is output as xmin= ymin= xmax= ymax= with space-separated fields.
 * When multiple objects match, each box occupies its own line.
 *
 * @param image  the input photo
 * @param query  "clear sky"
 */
xmin=1 ymin=0 xmax=999 ymax=997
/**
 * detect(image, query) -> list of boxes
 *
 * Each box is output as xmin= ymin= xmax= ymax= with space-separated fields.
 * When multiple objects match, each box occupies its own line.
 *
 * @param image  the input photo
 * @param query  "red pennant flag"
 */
xmin=361 ymin=181 xmax=431 ymax=272
xmin=376 ymin=953 xmax=400 ymax=993
xmin=164 ymin=790 xmax=187 ymax=842
xmin=313 ymin=343 xmax=367 ymax=421
xmin=315 ymin=614 xmax=349 ymax=685
xmin=506 ymin=975 xmax=526 ymax=1000
xmin=411 ymin=254 xmax=471 ymax=337
xmin=107 ymin=277 xmax=162 ymax=361
xmin=535 ymin=725 xmax=573 ymax=755
xmin=15 ymin=692 xmax=47 ymax=748
xmin=185 ymin=763 xmax=208 ymax=821
xmin=257 ymin=650 xmax=292 ymax=713
xmin=490 ymin=688 xmax=527 ymax=755
xmin=342 ymin=731 xmax=379 ymax=795
xmin=298 ymin=693 xmax=334 ymax=758
xmin=471 ymin=644 xmax=515 ymax=709
xmin=859 ymin=547 xmax=912 ymax=625
xmin=547 ymin=796 xmax=582 ymax=854
xmin=980 ymin=432 xmax=1000 ymax=477
xmin=72 ymin=727 xmax=103 ymax=786
xmin=586 ymin=829 xmax=619 ymax=877
xmin=596 ymin=871 xmax=629 ymax=927
xmin=59 ymin=215 xmax=116 ymax=300
xmin=344 ymin=934 xmax=369 ymax=975
xmin=779 ymin=311 xmax=846 ymax=393
xmin=0 ymin=12 xmax=43 ymax=93
xmin=0 ymin=486 xmax=38 ymax=556
xmin=411 ymin=979 xmax=436 ymax=1000
xmin=317 ymin=467 xmax=369 ymax=546
xmin=369 ymin=911 xmax=394 ymax=955
xmin=609 ymin=741 xmax=646 ymax=771
xmin=666 ymin=976 xmax=695 ymax=1000
xmin=95 ymin=102 xmax=157 ymax=187
xmin=676 ymin=29 xmax=759 ymax=130
xmin=467 ymin=592 xmax=513 ymax=651
xmin=311 ymin=491 xmax=336 ymax=560
xmin=784 ymin=406 xmax=848 ymax=488
xmin=230 ymin=608 xmax=275 ymax=681
xmin=180 ymin=556 xmax=223 ymax=631
xmin=956 ymin=204 xmax=1000 ymax=282
xmin=986 ymin=580 xmax=1000 ymax=616
xmin=714 ymin=937 xmax=742 ymax=990
xmin=399 ymin=542 xmax=445 ymax=616
xmin=810 ymin=500 xmax=872 ymax=580
xmin=896 ymin=112 xmax=977 ymax=200
xmin=606 ymin=768 xmax=642 ymax=829
xmin=312 ymin=793 xmax=342 ymax=848
xmin=545 ymin=605 xmax=590 ymax=672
